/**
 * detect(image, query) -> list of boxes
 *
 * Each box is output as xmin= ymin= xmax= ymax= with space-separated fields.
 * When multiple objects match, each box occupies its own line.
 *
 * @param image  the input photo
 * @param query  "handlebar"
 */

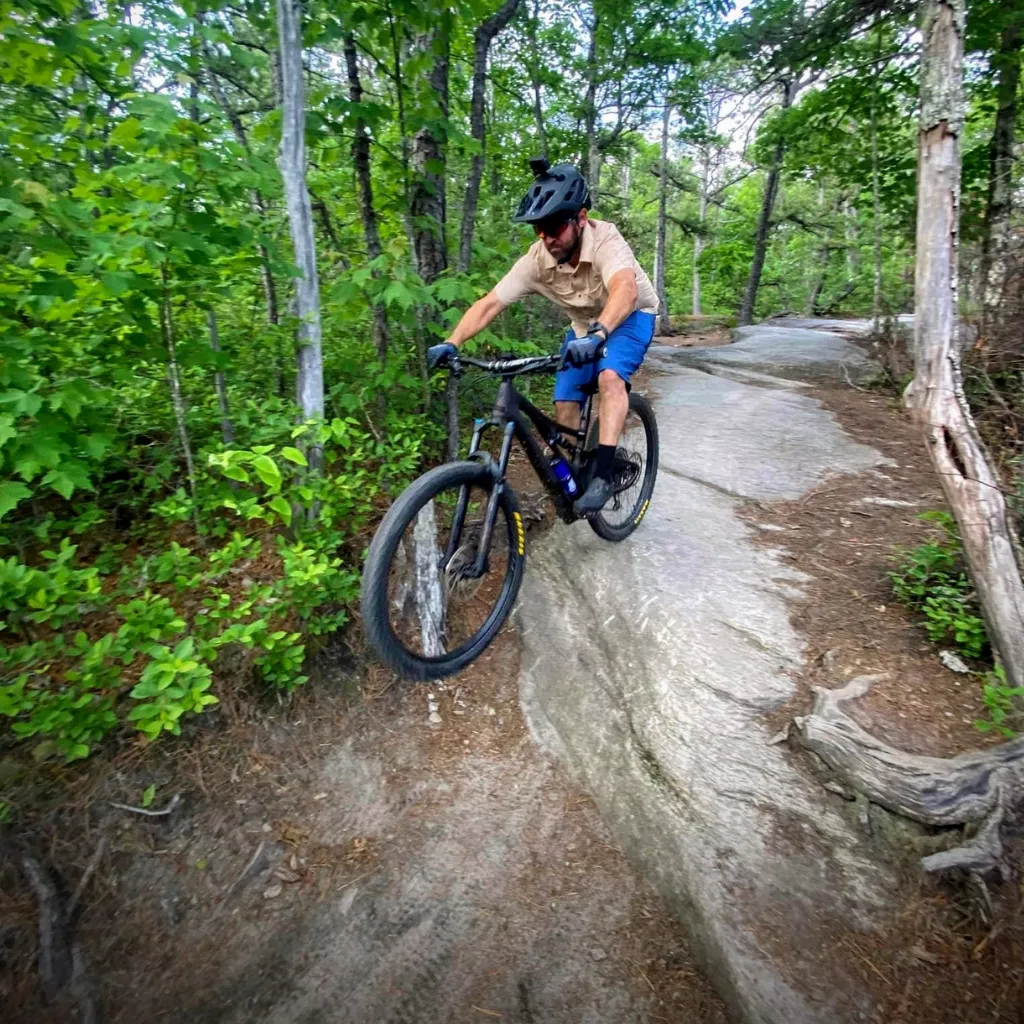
xmin=448 ymin=353 xmax=562 ymax=377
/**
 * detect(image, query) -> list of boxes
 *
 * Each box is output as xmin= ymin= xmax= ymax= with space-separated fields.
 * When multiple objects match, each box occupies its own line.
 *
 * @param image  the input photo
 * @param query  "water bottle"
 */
xmin=548 ymin=453 xmax=578 ymax=497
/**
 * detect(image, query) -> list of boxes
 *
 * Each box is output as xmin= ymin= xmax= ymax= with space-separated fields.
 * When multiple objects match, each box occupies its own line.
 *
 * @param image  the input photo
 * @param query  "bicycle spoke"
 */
xmin=383 ymin=480 xmax=513 ymax=661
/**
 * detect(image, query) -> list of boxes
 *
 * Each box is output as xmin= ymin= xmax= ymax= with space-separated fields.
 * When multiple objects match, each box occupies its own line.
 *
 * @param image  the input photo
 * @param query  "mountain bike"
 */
xmin=360 ymin=349 xmax=659 ymax=680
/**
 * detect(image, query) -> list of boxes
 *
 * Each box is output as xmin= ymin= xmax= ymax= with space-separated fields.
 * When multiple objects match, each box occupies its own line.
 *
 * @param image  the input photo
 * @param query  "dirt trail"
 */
xmin=24 ymin=605 xmax=723 ymax=1023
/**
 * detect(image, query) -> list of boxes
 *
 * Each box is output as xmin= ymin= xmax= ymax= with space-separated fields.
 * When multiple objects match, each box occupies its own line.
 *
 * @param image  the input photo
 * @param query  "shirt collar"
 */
xmin=535 ymin=220 xmax=594 ymax=271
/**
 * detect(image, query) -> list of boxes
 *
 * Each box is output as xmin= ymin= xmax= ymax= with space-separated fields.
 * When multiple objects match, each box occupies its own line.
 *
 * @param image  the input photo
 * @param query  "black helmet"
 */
xmin=513 ymin=157 xmax=591 ymax=223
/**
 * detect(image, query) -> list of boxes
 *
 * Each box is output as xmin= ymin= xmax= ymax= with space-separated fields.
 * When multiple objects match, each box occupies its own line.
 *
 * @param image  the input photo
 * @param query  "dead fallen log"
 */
xmin=793 ymin=675 xmax=1024 ymax=876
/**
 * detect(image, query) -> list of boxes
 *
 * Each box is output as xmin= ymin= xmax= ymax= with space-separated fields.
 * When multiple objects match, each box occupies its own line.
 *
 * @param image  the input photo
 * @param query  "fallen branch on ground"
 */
xmin=109 ymin=792 xmax=182 ymax=817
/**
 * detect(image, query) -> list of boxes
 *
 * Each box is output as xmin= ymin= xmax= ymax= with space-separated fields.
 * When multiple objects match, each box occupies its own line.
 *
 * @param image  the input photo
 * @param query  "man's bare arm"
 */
xmin=446 ymin=291 xmax=508 ymax=347
xmin=594 ymin=269 xmax=639 ymax=334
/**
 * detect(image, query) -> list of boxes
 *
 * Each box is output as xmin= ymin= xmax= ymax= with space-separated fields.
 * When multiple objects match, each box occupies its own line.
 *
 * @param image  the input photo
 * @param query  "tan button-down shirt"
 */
xmin=493 ymin=219 xmax=658 ymax=337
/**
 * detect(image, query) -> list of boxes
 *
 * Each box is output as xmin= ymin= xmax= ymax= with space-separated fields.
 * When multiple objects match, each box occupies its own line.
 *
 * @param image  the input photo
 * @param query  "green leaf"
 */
xmin=280 ymin=446 xmax=307 ymax=466
xmin=41 ymin=462 xmax=93 ymax=500
xmin=268 ymin=495 xmax=292 ymax=526
xmin=0 ymin=415 xmax=16 ymax=449
xmin=141 ymin=784 xmax=156 ymax=807
xmin=101 ymin=271 xmax=134 ymax=296
xmin=252 ymin=455 xmax=282 ymax=491
xmin=0 ymin=482 xmax=32 ymax=519
xmin=222 ymin=464 xmax=251 ymax=483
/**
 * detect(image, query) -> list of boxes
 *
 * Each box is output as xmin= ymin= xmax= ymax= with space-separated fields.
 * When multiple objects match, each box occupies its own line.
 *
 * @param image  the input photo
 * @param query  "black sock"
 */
xmin=595 ymin=443 xmax=616 ymax=481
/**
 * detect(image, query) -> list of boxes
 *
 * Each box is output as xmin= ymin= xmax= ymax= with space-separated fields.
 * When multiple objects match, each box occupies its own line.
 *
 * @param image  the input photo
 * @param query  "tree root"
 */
xmin=793 ymin=675 xmax=1024 ymax=877
xmin=16 ymin=847 xmax=103 ymax=1021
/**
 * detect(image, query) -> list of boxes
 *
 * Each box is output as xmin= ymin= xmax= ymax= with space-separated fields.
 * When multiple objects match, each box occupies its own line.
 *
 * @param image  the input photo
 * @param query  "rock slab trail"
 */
xmin=518 ymin=319 xmax=900 ymax=1024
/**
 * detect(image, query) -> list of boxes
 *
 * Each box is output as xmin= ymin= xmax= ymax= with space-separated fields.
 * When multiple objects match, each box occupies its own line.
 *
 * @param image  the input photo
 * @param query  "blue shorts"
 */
xmin=553 ymin=310 xmax=656 ymax=404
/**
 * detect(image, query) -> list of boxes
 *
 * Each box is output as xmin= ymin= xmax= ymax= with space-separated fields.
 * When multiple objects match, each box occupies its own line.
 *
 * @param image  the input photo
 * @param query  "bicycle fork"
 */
xmin=443 ymin=419 xmax=516 ymax=579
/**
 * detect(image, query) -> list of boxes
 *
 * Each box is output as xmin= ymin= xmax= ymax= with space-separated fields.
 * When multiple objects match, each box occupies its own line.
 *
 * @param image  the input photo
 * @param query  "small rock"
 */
xmin=590 ymin=948 xmax=608 ymax=962
xmin=261 ymin=823 xmax=272 ymax=833
xmin=486 ymin=707 xmax=496 ymax=716
xmin=767 ymin=724 xmax=790 ymax=746
xmin=313 ymin=792 xmax=327 ymax=801
xmin=428 ymin=712 xmax=443 ymax=725
xmin=818 ymin=648 xmax=841 ymax=671
xmin=839 ymin=517 xmax=853 ymax=528
xmin=938 ymin=649 xmax=971 ymax=674
xmin=262 ymin=882 xmax=283 ymax=899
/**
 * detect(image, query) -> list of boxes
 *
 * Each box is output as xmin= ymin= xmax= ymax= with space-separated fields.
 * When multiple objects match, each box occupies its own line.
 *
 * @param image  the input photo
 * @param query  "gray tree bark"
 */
xmin=871 ymin=93 xmax=883 ymax=332
xmin=410 ymin=19 xmax=459 ymax=459
xmin=692 ymin=147 xmax=710 ymax=318
xmin=276 ymin=0 xmax=324 ymax=460
xmin=584 ymin=13 xmax=601 ymax=205
xmin=343 ymin=32 xmax=390 ymax=365
xmin=738 ymin=79 xmax=794 ymax=326
xmin=979 ymin=14 xmax=1022 ymax=344
xmin=527 ymin=0 xmax=548 ymax=161
xmin=653 ymin=94 xmax=671 ymax=334
xmin=458 ymin=0 xmax=521 ymax=273
xmin=907 ymin=0 xmax=1024 ymax=692
xmin=207 ymin=309 xmax=234 ymax=446
xmin=160 ymin=267 xmax=200 ymax=537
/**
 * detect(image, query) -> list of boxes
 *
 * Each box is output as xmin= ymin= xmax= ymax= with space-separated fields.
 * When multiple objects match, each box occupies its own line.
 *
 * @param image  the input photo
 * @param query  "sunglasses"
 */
xmin=533 ymin=213 xmax=577 ymax=238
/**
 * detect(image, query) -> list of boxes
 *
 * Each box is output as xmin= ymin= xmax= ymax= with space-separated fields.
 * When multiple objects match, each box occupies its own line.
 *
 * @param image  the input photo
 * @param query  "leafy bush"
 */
xmin=0 ymin=418 xmax=422 ymax=761
xmin=889 ymin=511 xmax=989 ymax=660
xmin=976 ymin=664 xmax=1024 ymax=739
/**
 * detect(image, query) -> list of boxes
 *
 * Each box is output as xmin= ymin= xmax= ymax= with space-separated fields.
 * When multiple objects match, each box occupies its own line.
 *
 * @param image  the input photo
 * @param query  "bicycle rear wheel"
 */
xmin=361 ymin=462 xmax=526 ymax=680
xmin=585 ymin=391 xmax=659 ymax=542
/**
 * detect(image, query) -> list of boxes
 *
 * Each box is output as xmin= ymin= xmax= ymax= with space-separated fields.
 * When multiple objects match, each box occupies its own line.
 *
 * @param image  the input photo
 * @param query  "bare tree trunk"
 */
xmin=843 ymin=199 xmax=859 ymax=281
xmin=871 ymin=92 xmax=883 ymax=332
xmin=459 ymin=0 xmax=521 ymax=273
xmin=584 ymin=13 xmax=601 ymax=206
xmin=343 ymin=32 xmax=391 ymax=365
xmin=207 ymin=309 xmax=234 ymax=446
xmin=528 ymin=0 xmax=548 ymax=161
xmin=693 ymin=147 xmax=710 ymax=317
xmin=738 ymin=79 xmax=793 ymax=326
xmin=160 ymin=267 xmax=201 ymax=536
xmin=979 ymin=14 xmax=1022 ymax=344
xmin=411 ymin=19 xmax=459 ymax=458
xmin=277 ymin=0 xmax=324 ymax=467
xmin=907 ymin=0 xmax=1024 ymax=692
xmin=653 ymin=94 xmax=671 ymax=334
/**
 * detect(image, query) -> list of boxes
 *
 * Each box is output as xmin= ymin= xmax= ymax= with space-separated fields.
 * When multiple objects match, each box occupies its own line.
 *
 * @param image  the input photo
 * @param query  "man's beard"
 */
xmin=554 ymin=221 xmax=581 ymax=265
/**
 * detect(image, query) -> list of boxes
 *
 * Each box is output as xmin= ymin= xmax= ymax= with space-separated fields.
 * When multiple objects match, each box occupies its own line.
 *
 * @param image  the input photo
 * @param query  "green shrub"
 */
xmin=0 ymin=418 xmax=422 ymax=761
xmin=888 ymin=511 xmax=989 ymax=660
xmin=976 ymin=664 xmax=1024 ymax=739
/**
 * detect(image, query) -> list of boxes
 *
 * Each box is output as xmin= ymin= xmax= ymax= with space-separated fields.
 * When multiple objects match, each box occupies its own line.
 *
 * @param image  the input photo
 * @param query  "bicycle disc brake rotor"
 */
xmin=611 ymin=449 xmax=641 ymax=493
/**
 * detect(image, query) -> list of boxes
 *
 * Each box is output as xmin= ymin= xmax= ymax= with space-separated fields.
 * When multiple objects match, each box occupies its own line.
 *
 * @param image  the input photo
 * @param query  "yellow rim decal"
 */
xmin=633 ymin=499 xmax=650 ymax=525
xmin=513 ymin=511 xmax=526 ymax=555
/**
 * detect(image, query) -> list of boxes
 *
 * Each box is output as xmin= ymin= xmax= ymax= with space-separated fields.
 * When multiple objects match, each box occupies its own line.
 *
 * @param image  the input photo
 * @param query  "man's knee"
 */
xmin=598 ymin=368 xmax=625 ymax=394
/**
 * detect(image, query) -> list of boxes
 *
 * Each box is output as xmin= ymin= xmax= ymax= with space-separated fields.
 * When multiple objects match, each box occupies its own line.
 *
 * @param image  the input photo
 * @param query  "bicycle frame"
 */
xmin=444 ymin=373 xmax=594 ymax=578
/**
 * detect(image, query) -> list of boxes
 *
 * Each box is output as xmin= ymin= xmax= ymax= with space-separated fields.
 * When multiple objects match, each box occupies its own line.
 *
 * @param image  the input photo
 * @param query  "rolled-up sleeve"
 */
xmin=493 ymin=254 xmax=536 ymax=305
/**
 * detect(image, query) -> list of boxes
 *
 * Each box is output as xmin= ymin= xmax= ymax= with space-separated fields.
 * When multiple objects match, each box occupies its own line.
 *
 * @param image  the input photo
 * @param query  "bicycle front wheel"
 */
xmin=360 ymin=462 xmax=526 ymax=680
xmin=585 ymin=391 xmax=659 ymax=542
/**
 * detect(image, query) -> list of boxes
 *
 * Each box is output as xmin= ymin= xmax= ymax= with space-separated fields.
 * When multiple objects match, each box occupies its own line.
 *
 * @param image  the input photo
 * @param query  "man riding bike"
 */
xmin=426 ymin=158 xmax=659 ymax=515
